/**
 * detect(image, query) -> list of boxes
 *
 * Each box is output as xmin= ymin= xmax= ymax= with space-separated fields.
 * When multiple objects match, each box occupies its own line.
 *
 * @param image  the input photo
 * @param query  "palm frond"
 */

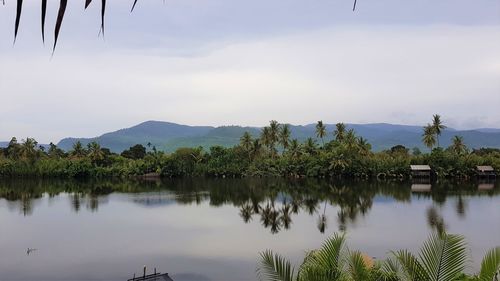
xmin=478 ymin=247 xmax=500 ymax=281
xmin=298 ymin=233 xmax=348 ymax=281
xmin=393 ymin=249 xmax=427 ymax=281
xmin=347 ymin=251 xmax=371 ymax=281
xmin=419 ymin=232 xmax=468 ymax=281
xmin=41 ymin=0 xmax=47 ymax=43
xmin=131 ymin=0 xmax=138 ymax=12
xmin=14 ymin=0 xmax=23 ymax=42
xmin=257 ymin=250 xmax=295 ymax=281
xmin=315 ymin=232 xmax=348 ymax=269
xmin=85 ymin=0 xmax=92 ymax=9
xmin=100 ymin=0 xmax=106 ymax=36
xmin=376 ymin=257 xmax=404 ymax=281
xmin=53 ymin=0 xmax=68 ymax=52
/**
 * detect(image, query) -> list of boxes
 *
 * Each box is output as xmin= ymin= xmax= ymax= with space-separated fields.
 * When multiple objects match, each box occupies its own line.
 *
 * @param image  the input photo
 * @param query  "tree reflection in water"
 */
xmin=0 ymin=178 xmax=498 ymax=233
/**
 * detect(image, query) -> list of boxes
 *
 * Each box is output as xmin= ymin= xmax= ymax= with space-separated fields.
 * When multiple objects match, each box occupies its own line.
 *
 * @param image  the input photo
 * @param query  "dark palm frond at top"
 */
xmin=8 ymin=0 xmax=137 ymax=51
xmin=41 ymin=0 xmax=47 ymax=43
xmin=6 ymin=0 xmax=358 ymax=52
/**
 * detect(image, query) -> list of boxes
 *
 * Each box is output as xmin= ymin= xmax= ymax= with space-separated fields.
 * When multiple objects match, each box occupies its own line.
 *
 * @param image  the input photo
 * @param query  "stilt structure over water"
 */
xmin=410 ymin=165 xmax=432 ymax=178
xmin=476 ymin=166 xmax=496 ymax=179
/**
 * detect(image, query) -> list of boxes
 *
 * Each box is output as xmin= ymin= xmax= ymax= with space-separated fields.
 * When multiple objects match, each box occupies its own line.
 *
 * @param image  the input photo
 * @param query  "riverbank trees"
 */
xmin=1 ymin=119 xmax=499 ymax=179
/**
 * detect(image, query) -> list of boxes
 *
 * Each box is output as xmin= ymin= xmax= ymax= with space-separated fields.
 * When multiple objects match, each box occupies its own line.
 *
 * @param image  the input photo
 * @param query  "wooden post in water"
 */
xmin=143 ymin=265 xmax=146 ymax=279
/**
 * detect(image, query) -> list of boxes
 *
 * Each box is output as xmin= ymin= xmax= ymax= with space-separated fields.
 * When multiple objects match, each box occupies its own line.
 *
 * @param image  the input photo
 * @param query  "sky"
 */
xmin=0 ymin=0 xmax=499 ymax=143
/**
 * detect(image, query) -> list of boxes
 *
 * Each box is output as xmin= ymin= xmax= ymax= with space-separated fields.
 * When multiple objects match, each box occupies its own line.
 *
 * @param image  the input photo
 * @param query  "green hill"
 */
xmin=53 ymin=121 xmax=500 ymax=153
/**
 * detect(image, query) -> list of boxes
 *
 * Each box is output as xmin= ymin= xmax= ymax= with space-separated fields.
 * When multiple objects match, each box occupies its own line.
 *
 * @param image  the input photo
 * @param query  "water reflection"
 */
xmin=0 ymin=178 xmax=499 ymax=281
xmin=0 ymin=178 xmax=498 ymax=234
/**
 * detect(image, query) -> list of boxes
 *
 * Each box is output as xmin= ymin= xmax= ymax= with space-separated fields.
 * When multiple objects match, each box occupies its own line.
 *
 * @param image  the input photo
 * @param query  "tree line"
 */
xmin=1 ymin=115 xmax=499 ymax=179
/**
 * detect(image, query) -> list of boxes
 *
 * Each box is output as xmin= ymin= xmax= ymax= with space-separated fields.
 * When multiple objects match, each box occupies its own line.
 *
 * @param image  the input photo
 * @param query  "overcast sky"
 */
xmin=1 ymin=0 xmax=499 ymax=143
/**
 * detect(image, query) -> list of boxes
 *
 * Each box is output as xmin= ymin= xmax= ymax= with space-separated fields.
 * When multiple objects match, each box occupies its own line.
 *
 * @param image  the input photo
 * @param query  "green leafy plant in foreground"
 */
xmin=257 ymin=232 xmax=500 ymax=281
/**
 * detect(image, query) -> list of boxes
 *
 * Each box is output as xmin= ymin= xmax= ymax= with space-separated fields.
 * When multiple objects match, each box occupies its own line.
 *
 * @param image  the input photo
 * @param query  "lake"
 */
xmin=0 ymin=178 xmax=499 ymax=281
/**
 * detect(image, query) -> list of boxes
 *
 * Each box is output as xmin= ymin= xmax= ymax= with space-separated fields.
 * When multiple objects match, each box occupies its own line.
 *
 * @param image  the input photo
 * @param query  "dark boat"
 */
xmin=128 ymin=267 xmax=174 ymax=281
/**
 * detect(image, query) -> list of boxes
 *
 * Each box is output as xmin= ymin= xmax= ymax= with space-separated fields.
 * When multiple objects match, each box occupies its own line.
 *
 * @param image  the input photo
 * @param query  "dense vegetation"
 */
xmin=257 ymin=232 xmax=500 ymax=281
xmin=1 ymin=116 xmax=499 ymax=179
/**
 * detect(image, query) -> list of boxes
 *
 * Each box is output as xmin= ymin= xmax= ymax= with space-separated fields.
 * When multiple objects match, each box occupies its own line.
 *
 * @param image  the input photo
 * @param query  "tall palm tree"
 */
xmin=71 ymin=141 xmax=87 ymax=158
xmin=261 ymin=127 xmax=273 ymax=154
xmin=87 ymin=142 xmax=104 ymax=164
xmin=279 ymin=124 xmax=291 ymax=153
xmin=240 ymin=131 xmax=253 ymax=160
xmin=432 ymin=114 xmax=447 ymax=148
xmin=450 ymin=135 xmax=467 ymax=155
xmin=422 ymin=124 xmax=437 ymax=150
xmin=345 ymin=129 xmax=357 ymax=150
xmin=21 ymin=138 xmax=38 ymax=161
xmin=252 ymin=139 xmax=263 ymax=159
xmin=304 ymin=138 xmax=318 ymax=155
xmin=269 ymin=120 xmax=280 ymax=158
xmin=334 ymin=123 xmax=347 ymax=143
xmin=315 ymin=121 xmax=327 ymax=147
xmin=289 ymin=139 xmax=301 ymax=160
xmin=357 ymin=137 xmax=371 ymax=155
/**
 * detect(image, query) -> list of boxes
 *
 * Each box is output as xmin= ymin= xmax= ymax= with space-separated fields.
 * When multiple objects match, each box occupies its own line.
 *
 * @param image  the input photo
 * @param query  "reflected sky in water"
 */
xmin=0 ymin=179 xmax=499 ymax=281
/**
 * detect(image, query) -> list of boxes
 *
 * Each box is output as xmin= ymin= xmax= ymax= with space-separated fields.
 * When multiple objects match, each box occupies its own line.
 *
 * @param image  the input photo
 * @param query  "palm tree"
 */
xmin=279 ymin=124 xmax=291 ymax=153
xmin=240 ymin=131 xmax=253 ymax=160
xmin=252 ymin=139 xmax=263 ymax=159
xmin=432 ymin=114 xmax=447 ymax=147
xmin=345 ymin=129 xmax=357 ymax=150
xmin=315 ymin=121 xmax=327 ymax=147
xmin=334 ymin=122 xmax=347 ymax=143
xmin=71 ymin=141 xmax=87 ymax=158
xmin=304 ymin=138 xmax=318 ymax=155
xmin=288 ymin=139 xmax=301 ymax=160
xmin=357 ymin=137 xmax=371 ymax=155
xmin=450 ymin=135 xmax=467 ymax=155
xmin=261 ymin=127 xmax=273 ymax=155
xmin=87 ymin=142 xmax=104 ymax=164
xmin=422 ymin=124 xmax=437 ymax=150
xmin=269 ymin=120 xmax=280 ymax=158
xmin=20 ymin=138 xmax=38 ymax=161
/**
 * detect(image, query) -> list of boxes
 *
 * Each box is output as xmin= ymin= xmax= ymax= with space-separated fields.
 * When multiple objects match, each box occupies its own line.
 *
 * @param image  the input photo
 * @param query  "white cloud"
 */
xmin=1 ymin=24 xmax=499 ymax=143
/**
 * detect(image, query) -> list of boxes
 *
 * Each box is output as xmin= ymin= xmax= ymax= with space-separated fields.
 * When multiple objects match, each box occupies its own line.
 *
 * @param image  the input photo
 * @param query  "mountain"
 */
xmin=53 ymin=121 xmax=500 ymax=153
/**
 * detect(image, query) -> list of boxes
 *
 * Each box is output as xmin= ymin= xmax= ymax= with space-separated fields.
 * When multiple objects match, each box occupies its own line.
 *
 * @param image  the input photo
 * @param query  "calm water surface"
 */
xmin=0 ymin=179 xmax=499 ymax=281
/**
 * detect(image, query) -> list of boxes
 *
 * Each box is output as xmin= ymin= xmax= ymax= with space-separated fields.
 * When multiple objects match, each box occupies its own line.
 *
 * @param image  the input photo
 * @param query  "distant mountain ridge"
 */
xmin=51 ymin=121 xmax=500 ymax=153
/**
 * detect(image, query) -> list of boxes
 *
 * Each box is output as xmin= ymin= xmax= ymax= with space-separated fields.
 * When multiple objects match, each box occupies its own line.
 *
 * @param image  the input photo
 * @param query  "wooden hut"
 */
xmin=476 ymin=166 xmax=496 ymax=179
xmin=410 ymin=165 xmax=431 ymax=178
